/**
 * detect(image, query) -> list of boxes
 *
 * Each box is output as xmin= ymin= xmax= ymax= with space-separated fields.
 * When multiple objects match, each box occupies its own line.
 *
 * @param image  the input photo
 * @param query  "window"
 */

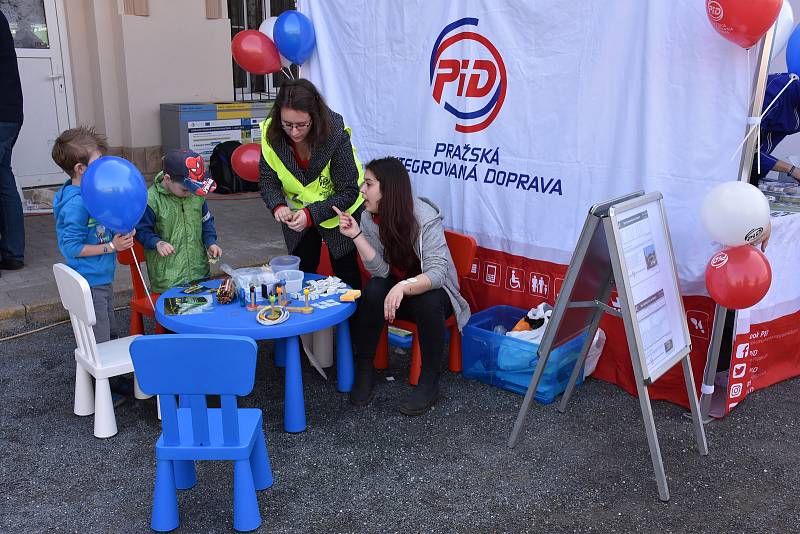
xmin=1 ymin=0 xmax=50 ymax=49
xmin=227 ymin=0 xmax=298 ymax=101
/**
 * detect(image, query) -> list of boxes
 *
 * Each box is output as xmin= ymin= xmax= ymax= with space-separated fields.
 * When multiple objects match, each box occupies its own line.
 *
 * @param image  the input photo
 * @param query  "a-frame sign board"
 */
xmin=508 ymin=191 xmax=708 ymax=501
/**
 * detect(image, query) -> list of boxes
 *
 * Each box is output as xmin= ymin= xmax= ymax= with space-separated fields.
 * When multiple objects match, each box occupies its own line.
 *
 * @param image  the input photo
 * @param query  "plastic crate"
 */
xmin=386 ymin=326 xmax=450 ymax=350
xmin=388 ymin=326 xmax=413 ymax=349
xmin=462 ymin=305 xmax=587 ymax=404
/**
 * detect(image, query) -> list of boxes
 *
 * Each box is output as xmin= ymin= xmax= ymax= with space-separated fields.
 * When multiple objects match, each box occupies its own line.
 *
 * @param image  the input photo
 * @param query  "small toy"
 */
xmin=285 ymin=289 xmax=313 ymax=314
xmin=256 ymin=306 xmax=289 ymax=325
xmin=276 ymin=286 xmax=288 ymax=307
xmin=340 ymin=289 xmax=362 ymax=302
xmin=216 ymin=278 xmax=235 ymax=304
xmin=263 ymin=295 xmax=282 ymax=320
xmin=247 ymin=285 xmax=258 ymax=311
xmin=238 ymin=287 xmax=246 ymax=307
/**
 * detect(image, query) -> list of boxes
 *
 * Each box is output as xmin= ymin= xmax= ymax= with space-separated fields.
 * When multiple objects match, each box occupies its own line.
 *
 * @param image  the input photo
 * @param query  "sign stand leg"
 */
xmin=682 ymin=355 xmax=709 ymax=455
xmin=634 ymin=380 xmax=670 ymax=501
xmin=508 ymin=350 xmax=551 ymax=449
xmin=558 ymin=308 xmax=603 ymax=414
xmin=558 ymin=279 xmax=614 ymax=413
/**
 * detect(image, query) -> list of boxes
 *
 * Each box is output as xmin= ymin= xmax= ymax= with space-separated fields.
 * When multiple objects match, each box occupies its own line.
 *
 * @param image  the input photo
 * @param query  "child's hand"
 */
xmin=333 ymin=206 xmax=360 ymax=238
xmin=156 ymin=241 xmax=175 ymax=257
xmin=113 ymin=232 xmax=135 ymax=252
xmin=274 ymin=205 xmax=292 ymax=224
xmin=287 ymin=209 xmax=308 ymax=232
xmin=207 ymin=244 xmax=222 ymax=258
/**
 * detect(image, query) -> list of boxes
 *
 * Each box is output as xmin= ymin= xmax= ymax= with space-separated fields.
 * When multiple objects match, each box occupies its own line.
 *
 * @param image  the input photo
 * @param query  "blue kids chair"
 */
xmin=130 ymin=334 xmax=273 ymax=532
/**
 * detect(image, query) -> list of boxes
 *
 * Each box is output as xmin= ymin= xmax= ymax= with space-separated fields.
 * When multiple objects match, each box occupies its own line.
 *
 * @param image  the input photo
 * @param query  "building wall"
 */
xmin=63 ymin=0 xmax=233 ymax=175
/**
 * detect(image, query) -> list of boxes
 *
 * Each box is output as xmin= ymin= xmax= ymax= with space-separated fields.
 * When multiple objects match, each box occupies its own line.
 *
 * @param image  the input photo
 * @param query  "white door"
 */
xmin=2 ymin=0 xmax=73 ymax=188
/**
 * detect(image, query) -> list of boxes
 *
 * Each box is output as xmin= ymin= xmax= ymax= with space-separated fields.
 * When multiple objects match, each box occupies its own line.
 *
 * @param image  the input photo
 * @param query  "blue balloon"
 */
xmin=786 ymin=24 xmax=800 ymax=75
xmin=273 ymin=10 xmax=316 ymax=65
xmin=81 ymin=156 xmax=147 ymax=234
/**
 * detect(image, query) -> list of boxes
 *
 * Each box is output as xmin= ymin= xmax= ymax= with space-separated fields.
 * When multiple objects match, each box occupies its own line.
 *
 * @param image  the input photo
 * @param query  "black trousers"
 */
xmin=355 ymin=276 xmax=453 ymax=371
xmin=292 ymin=225 xmax=362 ymax=290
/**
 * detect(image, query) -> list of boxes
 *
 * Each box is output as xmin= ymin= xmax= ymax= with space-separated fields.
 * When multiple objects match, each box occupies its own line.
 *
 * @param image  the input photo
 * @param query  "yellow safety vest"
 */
xmin=260 ymin=118 xmax=365 ymax=228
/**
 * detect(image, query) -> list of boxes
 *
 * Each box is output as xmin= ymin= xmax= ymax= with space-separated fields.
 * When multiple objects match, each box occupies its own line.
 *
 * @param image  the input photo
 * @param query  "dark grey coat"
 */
xmin=259 ymin=109 xmax=362 ymax=259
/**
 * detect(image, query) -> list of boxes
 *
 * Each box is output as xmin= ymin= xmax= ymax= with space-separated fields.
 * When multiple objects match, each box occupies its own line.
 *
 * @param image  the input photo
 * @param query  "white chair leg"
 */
xmin=94 ymin=378 xmax=118 ymax=438
xmin=74 ymin=363 xmax=94 ymax=416
xmin=133 ymin=374 xmax=152 ymax=400
xmin=156 ymin=395 xmax=162 ymax=421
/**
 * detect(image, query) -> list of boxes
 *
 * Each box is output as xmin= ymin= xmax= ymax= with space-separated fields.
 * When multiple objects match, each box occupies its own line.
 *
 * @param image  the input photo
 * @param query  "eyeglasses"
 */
xmin=281 ymin=120 xmax=312 ymax=131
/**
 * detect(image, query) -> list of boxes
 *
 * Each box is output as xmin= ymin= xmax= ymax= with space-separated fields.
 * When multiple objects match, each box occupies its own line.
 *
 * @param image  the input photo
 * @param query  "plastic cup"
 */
xmin=281 ymin=269 xmax=304 ymax=294
xmin=270 ymin=255 xmax=301 ymax=273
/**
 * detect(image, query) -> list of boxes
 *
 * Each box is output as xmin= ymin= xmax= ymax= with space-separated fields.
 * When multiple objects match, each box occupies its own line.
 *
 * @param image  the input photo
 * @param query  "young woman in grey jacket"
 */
xmin=333 ymin=157 xmax=471 ymax=415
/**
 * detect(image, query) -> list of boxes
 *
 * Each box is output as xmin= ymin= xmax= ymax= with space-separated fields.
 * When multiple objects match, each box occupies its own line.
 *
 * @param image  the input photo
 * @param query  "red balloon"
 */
xmin=231 ymin=30 xmax=281 ymax=74
xmin=705 ymin=246 xmax=772 ymax=310
xmin=231 ymin=143 xmax=261 ymax=183
xmin=706 ymin=0 xmax=782 ymax=49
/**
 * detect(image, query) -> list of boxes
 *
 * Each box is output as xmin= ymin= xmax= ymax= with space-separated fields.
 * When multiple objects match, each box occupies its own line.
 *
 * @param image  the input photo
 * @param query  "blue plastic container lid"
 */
xmin=270 ymin=255 xmax=301 ymax=272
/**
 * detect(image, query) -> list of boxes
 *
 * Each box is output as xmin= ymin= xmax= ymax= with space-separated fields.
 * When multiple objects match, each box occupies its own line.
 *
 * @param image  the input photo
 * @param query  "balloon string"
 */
xmin=729 ymin=74 xmax=799 ymax=161
xmin=130 ymin=246 xmax=156 ymax=311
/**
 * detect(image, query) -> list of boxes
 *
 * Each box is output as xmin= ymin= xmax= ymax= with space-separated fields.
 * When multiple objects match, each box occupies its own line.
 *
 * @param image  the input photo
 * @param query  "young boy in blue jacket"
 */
xmin=52 ymin=127 xmax=136 ymax=403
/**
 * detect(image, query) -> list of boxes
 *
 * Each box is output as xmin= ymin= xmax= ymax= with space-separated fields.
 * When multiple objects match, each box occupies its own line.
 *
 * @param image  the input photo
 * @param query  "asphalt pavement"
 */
xmin=1 ymin=307 xmax=799 ymax=533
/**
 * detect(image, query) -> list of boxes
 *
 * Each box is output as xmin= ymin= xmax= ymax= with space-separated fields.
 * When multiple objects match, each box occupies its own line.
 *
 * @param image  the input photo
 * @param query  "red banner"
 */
xmin=724 ymin=309 xmax=800 ymax=414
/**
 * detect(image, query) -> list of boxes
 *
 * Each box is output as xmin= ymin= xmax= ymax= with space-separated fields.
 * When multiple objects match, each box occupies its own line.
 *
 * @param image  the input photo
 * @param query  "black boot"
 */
xmin=349 ymin=363 xmax=376 ymax=406
xmin=399 ymin=369 xmax=441 ymax=416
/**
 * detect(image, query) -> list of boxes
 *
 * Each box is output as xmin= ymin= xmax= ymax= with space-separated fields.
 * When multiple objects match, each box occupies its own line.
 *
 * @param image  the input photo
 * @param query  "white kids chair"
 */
xmin=53 ymin=263 xmax=147 ymax=438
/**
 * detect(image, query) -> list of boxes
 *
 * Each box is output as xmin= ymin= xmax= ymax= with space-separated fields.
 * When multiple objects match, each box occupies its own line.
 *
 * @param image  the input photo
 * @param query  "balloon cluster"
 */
xmin=231 ymin=10 xmax=316 ymax=75
xmin=229 ymin=10 xmax=317 ymax=183
xmin=701 ymin=182 xmax=772 ymax=309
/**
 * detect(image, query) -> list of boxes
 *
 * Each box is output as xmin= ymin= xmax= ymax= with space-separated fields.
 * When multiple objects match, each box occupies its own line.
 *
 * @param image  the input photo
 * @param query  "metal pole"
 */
xmin=691 ymin=28 xmax=775 ymax=425
xmin=738 ymin=27 xmax=774 ymax=183
xmin=697 ymin=303 xmax=728 ymax=422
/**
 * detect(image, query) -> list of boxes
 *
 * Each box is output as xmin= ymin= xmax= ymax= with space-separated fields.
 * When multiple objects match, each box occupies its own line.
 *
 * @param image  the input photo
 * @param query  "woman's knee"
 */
xmin=362 ymin=277 xmax=393 ymax=305
xmin=412 ymin=289 xmax=451 ymax=316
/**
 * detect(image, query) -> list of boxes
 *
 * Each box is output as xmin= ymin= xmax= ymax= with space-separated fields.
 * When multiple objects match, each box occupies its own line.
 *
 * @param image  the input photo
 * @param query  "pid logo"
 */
xmin=430 ymin=17 xmax=507 ymax=133
xmin=707 ymin=1 xmax=723 ymax=22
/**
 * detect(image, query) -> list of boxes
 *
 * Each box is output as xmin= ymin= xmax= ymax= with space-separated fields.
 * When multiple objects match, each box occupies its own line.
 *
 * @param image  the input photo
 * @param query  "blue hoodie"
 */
xmin=53 ymin=178 xmax=116 ymax=286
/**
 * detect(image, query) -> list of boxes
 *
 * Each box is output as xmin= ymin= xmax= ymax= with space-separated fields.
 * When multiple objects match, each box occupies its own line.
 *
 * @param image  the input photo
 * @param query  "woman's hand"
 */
xmin=384 ymin=284 xmax=405 ymax=322
xmin=287 ymin=209 xmax=308 ymax=232
xmin=333 ymin=205 xmax=360 ymax=238
xmin=274 ymin=205 xmax=293 ymax=224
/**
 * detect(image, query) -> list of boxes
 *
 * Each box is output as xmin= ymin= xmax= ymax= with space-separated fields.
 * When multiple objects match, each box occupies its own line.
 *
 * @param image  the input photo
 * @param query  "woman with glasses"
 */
xmin=259 ymin=79 xmax=364 ymax=289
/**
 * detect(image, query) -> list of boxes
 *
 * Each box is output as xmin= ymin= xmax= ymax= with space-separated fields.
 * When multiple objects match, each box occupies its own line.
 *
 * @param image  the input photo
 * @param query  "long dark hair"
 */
xmin=267 ymin=79 xmax=331 ymax=149
xmin=367 ymin=157 xmax=419 ymax=273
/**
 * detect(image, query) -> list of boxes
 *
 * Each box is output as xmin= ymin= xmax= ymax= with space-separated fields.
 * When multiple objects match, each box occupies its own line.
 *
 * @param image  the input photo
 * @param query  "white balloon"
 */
xmin=258 ymin=17 xmax=293 ymax=69
xmin=771 ymin=0 xmax=794 ymax=60
xmin=700 ymin=181 xmax=771 ymax=246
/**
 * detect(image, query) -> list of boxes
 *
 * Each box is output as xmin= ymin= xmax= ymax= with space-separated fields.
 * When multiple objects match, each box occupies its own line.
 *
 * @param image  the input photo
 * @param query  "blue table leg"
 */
xmin=336 ymin=320 xmax=354 ymax=393
xmin=274 ymin=338 xmax=286 ymax=368
xmin=283 ymin=335 xmax=306 ymax=433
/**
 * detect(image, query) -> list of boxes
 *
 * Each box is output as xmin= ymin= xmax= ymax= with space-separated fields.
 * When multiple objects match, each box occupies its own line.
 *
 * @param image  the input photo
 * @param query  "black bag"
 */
xmin=209 ymin=140 xmax=260 ymax=194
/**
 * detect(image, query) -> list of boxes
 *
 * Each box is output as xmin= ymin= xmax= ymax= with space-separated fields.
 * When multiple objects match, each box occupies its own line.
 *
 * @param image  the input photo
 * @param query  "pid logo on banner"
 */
xmin=429 ymin=17 xmax=507 ymax=133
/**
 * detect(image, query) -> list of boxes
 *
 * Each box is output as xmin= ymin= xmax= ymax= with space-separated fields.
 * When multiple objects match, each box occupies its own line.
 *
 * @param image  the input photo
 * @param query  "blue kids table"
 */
xmin=155 ymin=275 xmax=356 ymax=433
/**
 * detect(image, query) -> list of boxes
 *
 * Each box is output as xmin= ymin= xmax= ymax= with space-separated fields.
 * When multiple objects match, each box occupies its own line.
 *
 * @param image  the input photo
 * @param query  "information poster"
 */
xmin=187 ymin=118 xmax=266 ymax=161
xmin=613 ymin=197 xmax=690 ymax=382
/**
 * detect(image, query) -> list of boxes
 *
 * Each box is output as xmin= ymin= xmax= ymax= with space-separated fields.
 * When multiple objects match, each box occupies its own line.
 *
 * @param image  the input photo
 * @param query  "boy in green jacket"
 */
xmin=135 ymin=149 xmax=222 ymax=293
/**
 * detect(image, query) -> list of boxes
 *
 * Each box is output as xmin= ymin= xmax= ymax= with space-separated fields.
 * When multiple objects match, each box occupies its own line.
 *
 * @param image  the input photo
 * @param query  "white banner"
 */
xmin=299 ymin=0 xmax=750 ymax=294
